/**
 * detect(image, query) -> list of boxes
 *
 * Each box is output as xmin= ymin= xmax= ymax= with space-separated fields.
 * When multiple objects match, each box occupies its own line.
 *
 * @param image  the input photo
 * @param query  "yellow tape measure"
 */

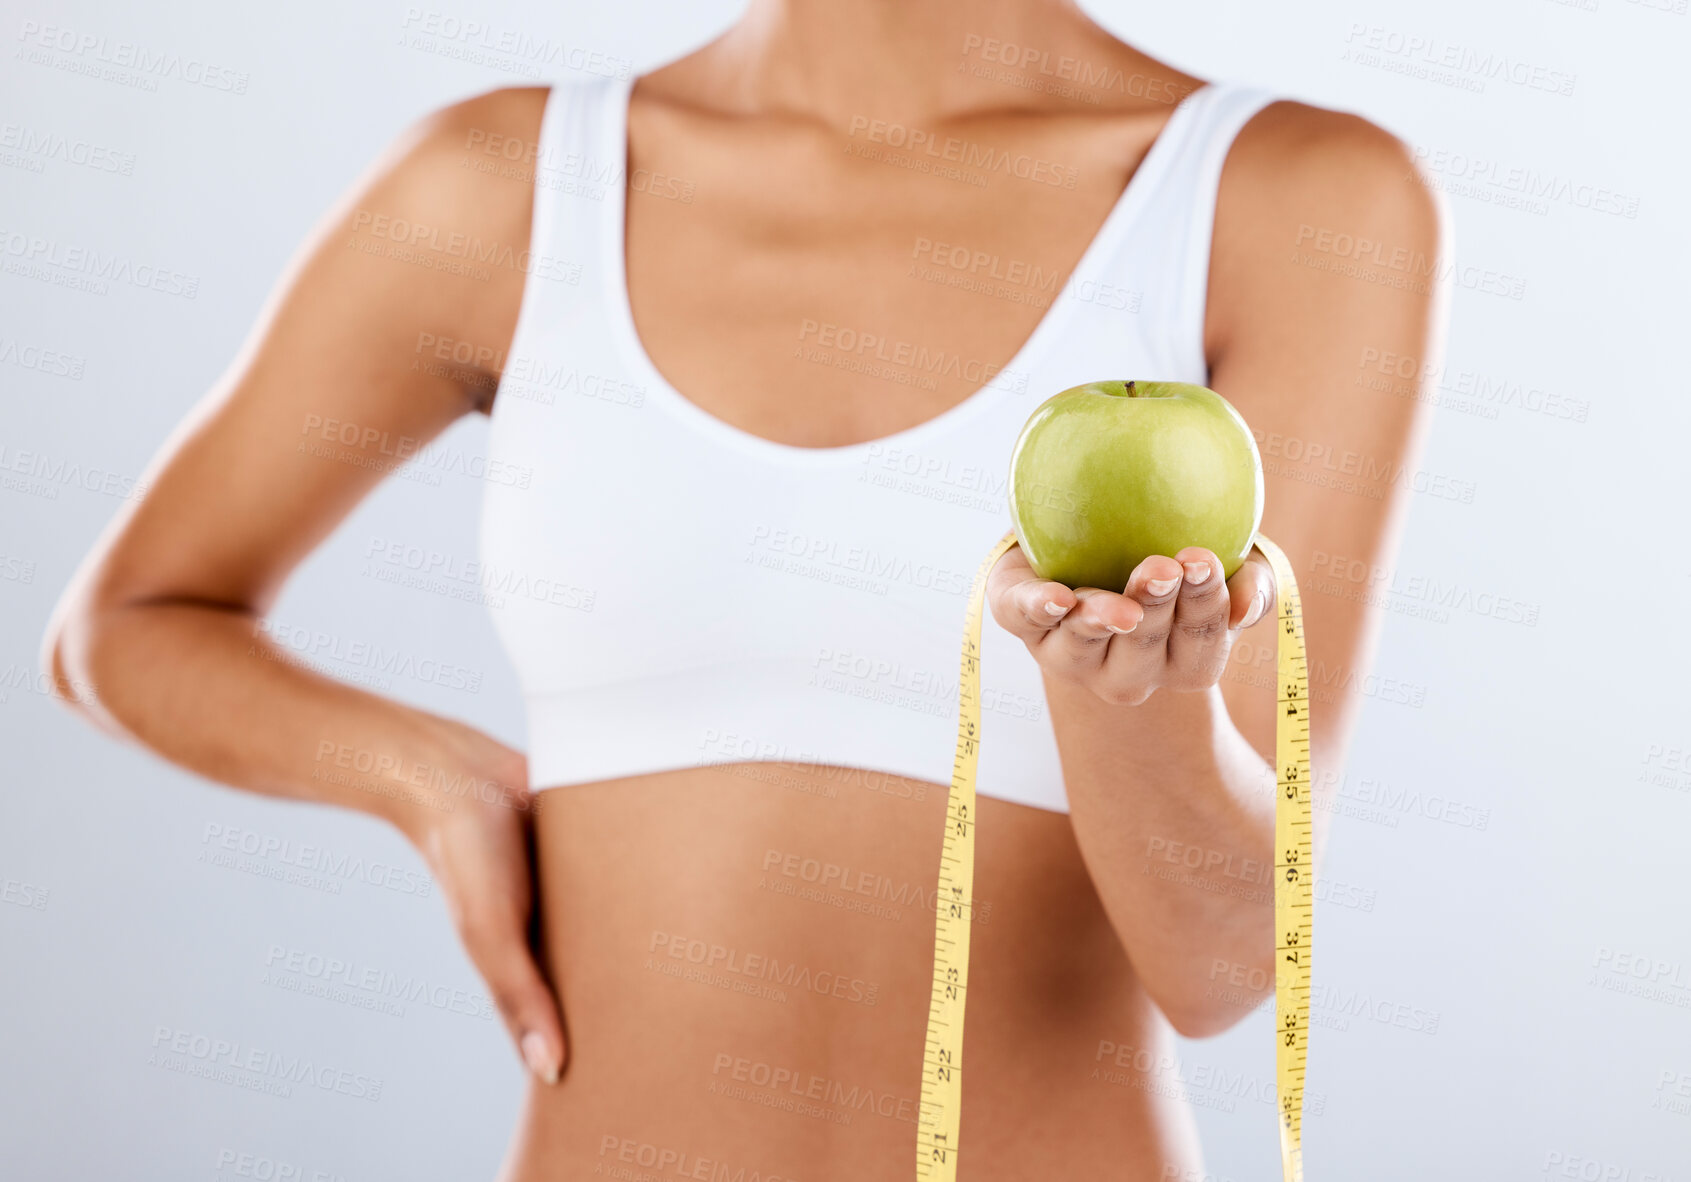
xmin=916 ymin=531 xmax=1312 ymax=1182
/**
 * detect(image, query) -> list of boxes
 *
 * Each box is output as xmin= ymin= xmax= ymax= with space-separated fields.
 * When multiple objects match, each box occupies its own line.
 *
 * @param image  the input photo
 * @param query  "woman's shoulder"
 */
xmin=1204 ymin=90 xmax=1445 ymax=356
xmin=1200 ymin=89 xmax=1447 ymax=427
xmin=352 ymin=84 xmax=555 ymax=280
xmin=324 ymin=86 xmax=559 ymax=406
xmin=1219 ymin=93 xmax=1441 ymax=242
xmin=393 ymin=85 xmax=553 ymax=188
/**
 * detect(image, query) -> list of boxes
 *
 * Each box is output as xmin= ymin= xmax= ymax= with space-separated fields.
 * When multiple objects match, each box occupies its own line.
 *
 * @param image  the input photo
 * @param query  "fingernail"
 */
xmin=1107 ymin=622 xmax=1135 ymax=634
xmin=1044 ymin=600 xmax=1069 ymax=616
xmin=1240 ymin=591 xmax=1267 ymax=629
xmin=521 ymin=1031 xmax=559 ymax=1085
xmin=1182 ymin=561 xmax=1211 ymax=585
xmin=1145 ymin=577 xmax=1180 ymax=597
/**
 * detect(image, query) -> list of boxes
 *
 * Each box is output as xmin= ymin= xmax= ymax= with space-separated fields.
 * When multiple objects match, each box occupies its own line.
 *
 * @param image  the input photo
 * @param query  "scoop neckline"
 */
xmin=600 ymin=75 xmax=1213 ymax=465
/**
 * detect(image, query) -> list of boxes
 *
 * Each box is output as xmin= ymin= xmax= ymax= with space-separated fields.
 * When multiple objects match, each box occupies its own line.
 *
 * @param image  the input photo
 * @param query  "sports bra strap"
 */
xmin=1099 ymin=82 xmax=1283 ymax=381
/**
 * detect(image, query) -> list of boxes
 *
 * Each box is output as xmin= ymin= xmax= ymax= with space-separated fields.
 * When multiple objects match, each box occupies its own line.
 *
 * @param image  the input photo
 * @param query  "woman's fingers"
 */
xmin=1165 ymin=547 xmax=1233 ymax=689
xmin=1225 ymin=547 xmax=1278 ymax=631
xmin=987 ymin=543 xmax=1078 ymax=643
xmin=424 ymin=800 xmax=567 ymax=1087
xmin=1097 ymin=553 xmax=1184 ymax=692
xmin=990 ymin=540 xmax=1263 ymax=702
xmin=462 ymin=896 xmax=567 ymax=1084
xmin=1042 ymin=587 xmax=1143 ymax=673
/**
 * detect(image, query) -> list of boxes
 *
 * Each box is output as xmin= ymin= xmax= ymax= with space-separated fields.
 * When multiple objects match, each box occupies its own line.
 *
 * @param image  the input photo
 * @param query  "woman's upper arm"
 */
xmin=1205 ymin=102 xmax=1449 ymax=780
xmin=66 ymin=86 xmax=549 ymax=618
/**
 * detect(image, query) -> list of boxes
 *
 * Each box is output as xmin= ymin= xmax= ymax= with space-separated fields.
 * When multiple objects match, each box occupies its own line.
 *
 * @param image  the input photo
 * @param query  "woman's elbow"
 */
xmin=39 ymin=589 xmax=113 ymax=717
xmin=1148 ymin=955 xmax=1277 ymax=1040
xmin=1157 ymin=995 xmax=1261 ymax=1040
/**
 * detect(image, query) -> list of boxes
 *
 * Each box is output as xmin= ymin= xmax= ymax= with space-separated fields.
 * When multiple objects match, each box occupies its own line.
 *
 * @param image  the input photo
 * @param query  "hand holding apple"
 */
xmin=987 ymin=541 xmax=1275 ymax=704
xmin=988 ymin=380 xmax=1276 ymax=704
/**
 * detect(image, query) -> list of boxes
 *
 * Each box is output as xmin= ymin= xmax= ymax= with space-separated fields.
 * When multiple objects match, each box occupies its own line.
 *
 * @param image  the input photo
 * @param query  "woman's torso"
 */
xmin=511 ymin=766 xmax=1186 ymax=1181
xmin=463 ymin=54 xmax=1278 ymax=1181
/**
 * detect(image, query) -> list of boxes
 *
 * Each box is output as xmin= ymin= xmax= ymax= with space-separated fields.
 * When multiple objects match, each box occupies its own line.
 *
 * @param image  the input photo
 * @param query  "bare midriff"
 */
xmin=498 ymin=763 xmax=1198 ymax=1181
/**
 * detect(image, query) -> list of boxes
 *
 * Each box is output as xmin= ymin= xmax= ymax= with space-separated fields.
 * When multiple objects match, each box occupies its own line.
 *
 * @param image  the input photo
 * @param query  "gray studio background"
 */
xmin=3 ymin=1 xmax=1689 ymax=1179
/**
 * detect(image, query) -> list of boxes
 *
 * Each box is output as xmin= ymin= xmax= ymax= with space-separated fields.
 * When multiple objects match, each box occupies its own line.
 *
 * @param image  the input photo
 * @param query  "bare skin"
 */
xmin=44 ymin=0 xmax=1443 ymax=1178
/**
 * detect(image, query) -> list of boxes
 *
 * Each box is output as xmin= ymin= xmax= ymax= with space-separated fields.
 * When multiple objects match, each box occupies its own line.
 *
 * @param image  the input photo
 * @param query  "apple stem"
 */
xmin=1122 ymin=380 xmax=1139 ymax=397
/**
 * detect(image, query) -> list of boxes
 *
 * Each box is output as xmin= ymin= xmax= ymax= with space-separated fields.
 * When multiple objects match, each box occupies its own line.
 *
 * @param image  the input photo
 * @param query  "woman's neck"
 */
xmin=691 ymin=0 xmax=1113 ymax=127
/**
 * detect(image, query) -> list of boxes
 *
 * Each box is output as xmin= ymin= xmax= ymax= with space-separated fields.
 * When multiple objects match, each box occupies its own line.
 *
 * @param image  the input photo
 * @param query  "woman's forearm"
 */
xmin=48 ymin=600 xmax=522 ymax=837
xmin=1048 ymin=679 xmax=1277 ymax=1037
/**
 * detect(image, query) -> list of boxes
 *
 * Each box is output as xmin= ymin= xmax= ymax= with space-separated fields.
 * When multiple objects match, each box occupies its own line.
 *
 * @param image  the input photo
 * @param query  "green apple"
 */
xmin=1007 ymin=380 xmax=1263 ymax=590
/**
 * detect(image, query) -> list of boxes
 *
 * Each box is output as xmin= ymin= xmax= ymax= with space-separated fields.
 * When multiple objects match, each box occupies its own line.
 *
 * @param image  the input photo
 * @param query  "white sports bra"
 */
xmin=480 ymin=75 xmax=1280 ymax=814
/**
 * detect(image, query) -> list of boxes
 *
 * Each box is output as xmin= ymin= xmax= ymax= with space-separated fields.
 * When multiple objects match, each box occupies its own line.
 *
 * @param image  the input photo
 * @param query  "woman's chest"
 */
xmin=620 ymin=103 xmax=1156 ymax=448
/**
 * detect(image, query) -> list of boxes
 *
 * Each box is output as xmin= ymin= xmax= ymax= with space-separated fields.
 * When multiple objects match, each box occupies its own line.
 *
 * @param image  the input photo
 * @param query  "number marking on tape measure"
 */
xmin=1255 ymin=534 xmax=1312 ymax=1182
xmin=915 ymin=530 xmax=1015 ymax=1181
xmin=916 ymin=531 xmax=1312 ymax=1182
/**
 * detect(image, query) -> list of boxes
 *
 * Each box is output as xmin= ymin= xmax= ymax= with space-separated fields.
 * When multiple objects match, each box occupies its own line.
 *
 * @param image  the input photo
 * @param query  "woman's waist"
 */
xmin=512 ymin=1026 xmax=1190 ymax=1182
xmin=532 ymin=765 xmax=1139 ymax=1048
xmin=509 ymin=983 xmax=1188 ymax=1182
xmin=511 ymin=961 xmax=1182 ymax=1182
xmin=516 ymin=769 xmax=1188 ymax=1178
xmin=535 ymin=943 xmax=1157 ymax=1089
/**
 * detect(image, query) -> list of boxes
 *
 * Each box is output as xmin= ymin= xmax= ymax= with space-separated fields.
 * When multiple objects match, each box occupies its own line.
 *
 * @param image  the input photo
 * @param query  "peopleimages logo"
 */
xmin=747 ymin=524 xmax=973 ymax=597
xmin=398 ymin=8 xmax=632 ymax=78
xmin=845 ymin=115 xmax=1079 ymax=188
xmin=1292 ymin=224 xmax=1526 ymax=301
xmin=0 ymin=123 xmax=136 ymax=175
xmin=647 ymin=930 xmax=880 ymax=1006
xmin=711 ymin=1050 xmax=918 ymax=1125
xmin=348 ymin=209 xmax=582 ymax=284
xmin=909 ymin=236 xmax=1061 ymax=293
xmin=959 ymin=33 xmax=1192 ymax=106
xmin=0 ymin=442 xmax=150 ymax=502
xmin=253 ymin=617 xmax=485 ymax=693
xmin=147 ymin=1025 xmax=383 ymax=1101
xmin=15 ymin=20 xmax=251 ymax=94
xmin=261 ymin=944 xmax=495 ymax=1021
xmin=199 ymin=822 xmax=434 ymax=896
xmin=0 ymin=229 xmax=200 ymax=298
xmin=597 ymin=1134 xmax=798 ymax=1182
xmin=1409 ymin=145 xmax=1640 ymax=220
xmin=796 ymin=318 xmax=1027 ymax=394
xmin=0 ymin=336 xmax=85 ymax=380
xmin=1341 ymin=24 xmax=1576 ymax=98
xmin=1540 ymin=1150 xmax=1679 ymax=1182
